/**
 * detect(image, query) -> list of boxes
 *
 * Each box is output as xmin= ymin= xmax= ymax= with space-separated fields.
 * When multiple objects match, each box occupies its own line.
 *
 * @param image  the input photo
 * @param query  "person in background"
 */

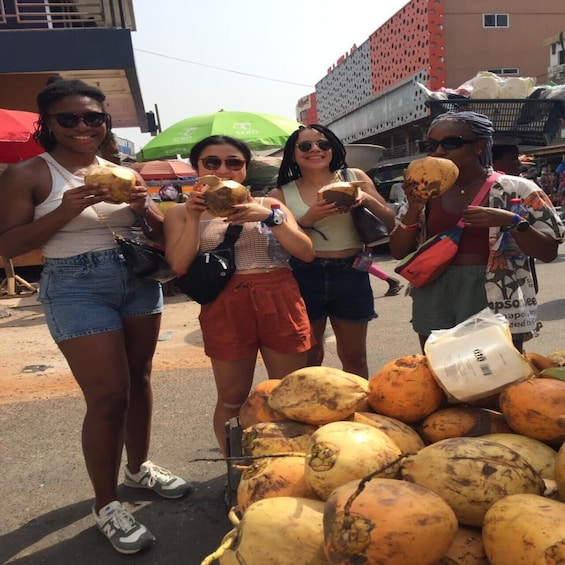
xmin=493 ymin=143 xmax=540 ymax=294
xmin=98 ymin=131 xmax=122 ymax=165
xmin=388 ymin=180 xmax=406 ymax=207
xmin=271 ymin=124 xmax=398 ymax=379
xmin=390 ymin=111 xmax=564 ymax=353
xmin=492 ymin=144 xmax=521 ymax=176
xmin=0 ymin=79 xmax=190 ymax=555
xmin=164 ymin=135 xmax=315 ymax=455
xmin=157 ymin=182 xmax=184 ymax=212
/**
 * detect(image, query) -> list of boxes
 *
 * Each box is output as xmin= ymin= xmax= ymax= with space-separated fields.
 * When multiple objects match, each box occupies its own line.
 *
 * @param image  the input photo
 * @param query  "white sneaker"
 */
xmin=93 ymin=500 xmax=155 ymax=554
xmin=124 ymin=460 xmax=192 ymax=499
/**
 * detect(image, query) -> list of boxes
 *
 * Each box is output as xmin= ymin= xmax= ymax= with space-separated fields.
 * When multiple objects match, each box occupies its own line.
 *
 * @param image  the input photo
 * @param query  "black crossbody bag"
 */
xmin=174 ymin=224 xmax=243 ymax=304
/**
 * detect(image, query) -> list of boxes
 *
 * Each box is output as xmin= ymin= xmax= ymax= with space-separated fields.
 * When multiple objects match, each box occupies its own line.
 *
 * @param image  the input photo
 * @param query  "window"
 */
xmin=483 ymin=14 xmax=509 ymax=28
xmin=560 ymin=51 xmax=565 ymax=65
xmin=487 ymin=68 xmax=519 ymax=75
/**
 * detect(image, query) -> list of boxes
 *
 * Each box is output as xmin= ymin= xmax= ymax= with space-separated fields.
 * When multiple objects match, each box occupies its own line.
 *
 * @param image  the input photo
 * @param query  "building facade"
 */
xmin=299 ymin=0 xmax=565 ymax=164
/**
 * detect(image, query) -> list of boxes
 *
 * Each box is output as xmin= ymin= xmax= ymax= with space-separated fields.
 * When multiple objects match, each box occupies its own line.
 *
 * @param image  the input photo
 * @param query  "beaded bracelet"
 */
xmin=398 ymin=220 xmax=420 ymax=231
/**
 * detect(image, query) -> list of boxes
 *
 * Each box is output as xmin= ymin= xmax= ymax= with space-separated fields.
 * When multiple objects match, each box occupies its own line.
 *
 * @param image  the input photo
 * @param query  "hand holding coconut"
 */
xmin=84 ymin=163 xmax=139 ymax=204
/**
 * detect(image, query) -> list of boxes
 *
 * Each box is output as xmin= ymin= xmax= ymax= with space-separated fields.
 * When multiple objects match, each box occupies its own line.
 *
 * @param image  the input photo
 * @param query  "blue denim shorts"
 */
xmin=39 ymin=249 xmax=164 ymax=343
xmin=290 ymin=256 xmax=377 ymax=323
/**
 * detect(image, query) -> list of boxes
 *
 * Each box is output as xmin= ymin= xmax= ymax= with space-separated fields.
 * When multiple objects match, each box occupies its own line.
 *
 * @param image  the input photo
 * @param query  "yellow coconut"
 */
xmin=498 ymin=376 xmax=565 ymax=444
xmin=304 ymin=421 xmax=401 ymax=500
xmin=482 ymin=493 xmax=565 ymax=565
xmin=405 ymin=156 xmax=459 ymax=199
xmin=439 ymin=526 xmax=488 ymax=565
xmin=420 ymin=406 xmax=512 ymax=444
xmin=236 ymin=455 xmax=317 ymax=512
xmin=199 ymin=175 xmax=249 ymax=217
xmin=202 ymin=497 xmax=329 ymax=565
xmin=555 ymin=442 xmax=565 ymax=502
xmin=240 ymin=420 xmax=316 ymax=457
xmin=238 ymin=379 xmax=286 ymax=428
xmin=400 ymin=436 xmax=545 ymax=527
xmin=85 ymin=164 xmax=137 ymax=203
xmin=267 ymin=366 xmax=367 ymax=426
xmin=347 ymin=412 xmax=425 ymax=454
xmin=323 ymin=478 xmax=458 ymax=565
xmin=317 ymin=180 xmax=365 ymax=209
xmin=482 ymin=432 xmax=557 ymax=480
xmin=368 ymin=354 xmax=445 ymax=423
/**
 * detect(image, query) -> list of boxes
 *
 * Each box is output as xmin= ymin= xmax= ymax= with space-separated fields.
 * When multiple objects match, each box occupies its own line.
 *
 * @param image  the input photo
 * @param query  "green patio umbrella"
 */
xmin=138 ymin=110 xmax=302 ymax=161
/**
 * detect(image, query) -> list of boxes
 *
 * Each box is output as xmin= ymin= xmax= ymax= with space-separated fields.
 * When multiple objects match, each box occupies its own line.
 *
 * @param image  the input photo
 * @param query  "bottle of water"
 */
xmin=509 ymin=197 xmax=528 ymax=219
xmin=266 ymin=204 xmax=290 ymax=262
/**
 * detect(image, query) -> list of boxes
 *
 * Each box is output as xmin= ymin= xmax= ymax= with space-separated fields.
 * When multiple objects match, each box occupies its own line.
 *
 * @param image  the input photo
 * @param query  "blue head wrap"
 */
xmin=429 ymin=111 xmax=494 ymax=167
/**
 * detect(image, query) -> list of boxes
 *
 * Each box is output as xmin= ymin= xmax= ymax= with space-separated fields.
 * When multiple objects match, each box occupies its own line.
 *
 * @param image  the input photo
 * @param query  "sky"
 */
xmin=114 ymin=0 xmax=410 ymax=154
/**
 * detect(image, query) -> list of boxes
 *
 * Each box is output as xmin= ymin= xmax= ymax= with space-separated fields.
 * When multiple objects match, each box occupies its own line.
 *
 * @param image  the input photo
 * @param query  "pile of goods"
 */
xmin=202 ymin=353 xmax=565 ymax=565
xmin=418 ymin=70 xmax=565 ymax=103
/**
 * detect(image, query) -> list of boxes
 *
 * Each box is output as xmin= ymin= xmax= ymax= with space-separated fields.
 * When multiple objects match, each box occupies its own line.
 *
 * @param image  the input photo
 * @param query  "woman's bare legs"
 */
xmin=122 ymin=313 xmax=161 ymax=474
xmin=305 ymin=318 xmax=328 ymax=367
xmin=260 ymin=346 xmax=308 ymax=379
xmin=330 ymin=318 xmax=370 ymax=378
xmin=59 ymin=330 xmax=131 ymax=513
xmin=58 ymin=313 xmax=161 ymax=512
xmin=210 ymin=355 xmax=257 ymax=455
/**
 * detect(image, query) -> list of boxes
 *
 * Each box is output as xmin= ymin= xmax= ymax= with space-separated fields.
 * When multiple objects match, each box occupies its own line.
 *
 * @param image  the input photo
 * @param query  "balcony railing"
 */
xmin=0 ymin=0 xmax=135 ymax=30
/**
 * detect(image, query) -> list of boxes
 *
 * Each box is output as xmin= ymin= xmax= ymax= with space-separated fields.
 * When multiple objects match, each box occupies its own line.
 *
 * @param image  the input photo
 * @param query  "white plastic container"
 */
xmin=424 ymin=309 xmax=532 ymax=402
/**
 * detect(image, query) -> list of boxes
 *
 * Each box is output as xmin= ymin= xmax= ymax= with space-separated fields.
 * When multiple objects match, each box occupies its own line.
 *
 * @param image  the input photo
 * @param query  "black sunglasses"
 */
xmin=49 ymin=111 xmax=108 ymax=128
xmin=418 ymin=136 xmax=479 ymax=153
xmin=296 ymin=140 xmax=333 ymax=152
xmin=198 ymin=156 xmax=246 ymax=171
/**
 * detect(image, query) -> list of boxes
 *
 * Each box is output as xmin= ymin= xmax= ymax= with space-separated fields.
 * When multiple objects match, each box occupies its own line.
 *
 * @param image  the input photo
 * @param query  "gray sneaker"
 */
xmin=124 ymin=460 xmax=192 ymax=499
xmin=93 ymin=501 xmax=155 ymax=554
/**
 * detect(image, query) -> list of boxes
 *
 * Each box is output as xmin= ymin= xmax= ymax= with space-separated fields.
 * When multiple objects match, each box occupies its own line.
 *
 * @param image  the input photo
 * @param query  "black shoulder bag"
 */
xmin=174 ymin=223 xmax=243 ymax=304
xmin=341 ymin=168 xmax=391 ymax=247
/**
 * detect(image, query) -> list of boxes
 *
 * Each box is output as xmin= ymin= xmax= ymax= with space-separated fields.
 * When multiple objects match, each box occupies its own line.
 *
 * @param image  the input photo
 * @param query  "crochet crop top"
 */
xmin=282 ymin=180 xmax=362 ymax=252
xmin=34 ymin=153 xmax=135 ymax=258
xmin=199 ymin=218 xmax=290 ymax=271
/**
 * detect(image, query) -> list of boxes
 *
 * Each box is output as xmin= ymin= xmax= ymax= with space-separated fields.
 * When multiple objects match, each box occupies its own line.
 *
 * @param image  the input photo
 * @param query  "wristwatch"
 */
xmin=512 ymin=219 xmax=530 ymax=232
xmin=504 ymin=213 xmax=529 ymax=232
xmin=263 ymin=208 xmax=285 ymax=227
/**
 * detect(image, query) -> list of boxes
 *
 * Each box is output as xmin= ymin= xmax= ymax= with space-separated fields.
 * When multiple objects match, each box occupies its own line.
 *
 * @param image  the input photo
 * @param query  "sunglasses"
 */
xmin=198 ymin=156 xmax=246 ymax=171
xmin=418 ymin=136 xmax=479 ymax=153
xmin=49 ymin=111 xmax=108 ymax=128
xmin=296 ymin=139 xmax=333 ymax=152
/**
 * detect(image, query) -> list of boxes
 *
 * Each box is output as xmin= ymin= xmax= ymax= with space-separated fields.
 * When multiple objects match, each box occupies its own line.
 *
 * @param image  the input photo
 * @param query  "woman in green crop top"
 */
xmin=270 ymin=124 xmax=397 ymax=378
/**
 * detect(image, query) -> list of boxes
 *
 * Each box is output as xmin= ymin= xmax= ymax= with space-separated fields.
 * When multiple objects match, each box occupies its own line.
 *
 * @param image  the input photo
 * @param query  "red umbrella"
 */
xmin=0 ymin=108 xmax=43 ymax=163
xmin=130 ymin=159 xmax=197 ymax=181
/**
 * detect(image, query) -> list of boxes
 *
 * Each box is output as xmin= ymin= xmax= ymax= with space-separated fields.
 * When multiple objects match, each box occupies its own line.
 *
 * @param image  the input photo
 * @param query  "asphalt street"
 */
xmin=1 ymin=248 xmax=564 ymax=565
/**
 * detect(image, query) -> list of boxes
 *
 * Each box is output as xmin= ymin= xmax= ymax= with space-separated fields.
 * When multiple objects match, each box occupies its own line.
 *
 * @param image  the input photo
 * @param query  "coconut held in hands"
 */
xmin=84 ymin=164 xmax=137 ymax=204
xmin=317 ymin=180 xmax=365 ymax=210
xmin=405 ymin=156 xmax=459 ymax=199
xmin=198 ymin=175 xmax=248 ymax=217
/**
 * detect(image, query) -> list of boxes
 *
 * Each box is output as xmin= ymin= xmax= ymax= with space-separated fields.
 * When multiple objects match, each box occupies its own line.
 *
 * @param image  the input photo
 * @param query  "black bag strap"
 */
xmin=217 ymin=223 xmax=243 ymax=250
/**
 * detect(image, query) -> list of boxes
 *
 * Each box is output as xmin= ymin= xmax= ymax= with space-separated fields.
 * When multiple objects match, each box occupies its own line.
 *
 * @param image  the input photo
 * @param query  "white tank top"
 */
xmin=35 ymin=153 xmax=135 ymax=258
xmin=282 ymin=179 xmax=362 ymax=252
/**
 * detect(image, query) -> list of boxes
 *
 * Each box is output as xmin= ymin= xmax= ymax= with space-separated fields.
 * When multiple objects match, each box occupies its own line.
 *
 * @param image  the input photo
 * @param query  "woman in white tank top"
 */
xmin=0 ymin=78 xmax=189 ymax=554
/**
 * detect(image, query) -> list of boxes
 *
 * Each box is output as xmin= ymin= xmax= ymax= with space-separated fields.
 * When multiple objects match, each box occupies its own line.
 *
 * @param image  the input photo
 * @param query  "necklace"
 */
xmin=454 ymin=170 xmax=488 ymax=195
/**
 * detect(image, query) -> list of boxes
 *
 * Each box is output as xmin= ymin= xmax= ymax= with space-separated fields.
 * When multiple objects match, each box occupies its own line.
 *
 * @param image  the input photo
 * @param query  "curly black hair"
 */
xmin=33 ymin=78 xmax=113 ymax=151
xmin=276 ymin=124 xmax=348 ymax=187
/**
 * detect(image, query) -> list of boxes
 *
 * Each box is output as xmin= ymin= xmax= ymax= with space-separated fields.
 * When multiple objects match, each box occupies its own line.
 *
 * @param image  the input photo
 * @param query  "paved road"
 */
xmin=1 ymin=248 xmax=564 ymax=565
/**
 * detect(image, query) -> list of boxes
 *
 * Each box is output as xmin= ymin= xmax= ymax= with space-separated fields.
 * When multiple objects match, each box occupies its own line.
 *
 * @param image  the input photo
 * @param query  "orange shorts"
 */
xmin=199 ymin=268 xmax=312 ymax=360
